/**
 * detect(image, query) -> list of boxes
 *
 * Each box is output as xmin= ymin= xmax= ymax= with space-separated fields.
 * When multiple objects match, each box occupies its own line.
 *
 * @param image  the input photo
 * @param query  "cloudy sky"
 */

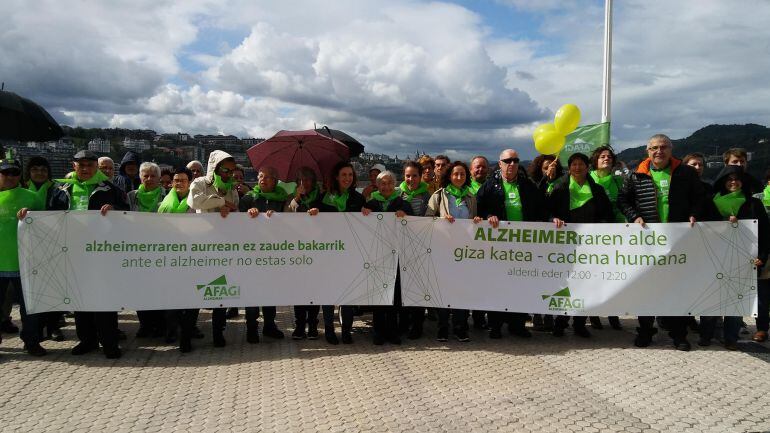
xmin=2 ymin=0 xmax=768 ymax=160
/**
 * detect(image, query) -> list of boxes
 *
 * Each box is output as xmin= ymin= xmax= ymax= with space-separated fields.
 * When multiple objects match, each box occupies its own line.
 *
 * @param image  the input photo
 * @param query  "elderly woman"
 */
xmin=425 ymin=161 xmax=483 ymax=342
xmin=240 ymin=166 xmax=288 ymax=343
xmin=286 ymin=167 xmax=324 ymax=339
xmin=186 ymin=160 xmax=204 ymax=179
xmin=308 ymin=161 xmax=366 ymax=344
xmin=363 ymin=170 xmax=412 ymax=345
xmin=157 ymin=167 xmax=198 ymax=352
xmin=128 ymin=162 xmax=167 ymax=338
xmin=549 ymin=153 xmax=613 ymax=338
xmin=700 ymin=166 xmax=769 ymax=349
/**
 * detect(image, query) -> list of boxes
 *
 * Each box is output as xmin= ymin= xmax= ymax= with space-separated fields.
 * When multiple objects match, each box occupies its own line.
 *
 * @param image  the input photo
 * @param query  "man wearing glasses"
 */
xmin=618 ymin=134 xmax=704 ymax=351
xmin=188 ymin=150 xmax=239 ymax=347
xmin=476 ymin=149 xmax=548 ymax=339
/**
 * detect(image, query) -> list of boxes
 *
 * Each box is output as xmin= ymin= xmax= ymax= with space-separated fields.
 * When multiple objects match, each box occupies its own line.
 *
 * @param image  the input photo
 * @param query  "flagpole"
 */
xmin=601 ymin=0 xmax=613 ymax=124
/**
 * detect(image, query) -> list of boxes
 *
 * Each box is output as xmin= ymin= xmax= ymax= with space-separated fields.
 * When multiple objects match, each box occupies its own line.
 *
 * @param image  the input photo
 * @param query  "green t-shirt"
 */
xmin=502 ymin=181 xmax=523 ymax=221
xmin=650 ymin=166 xmax=671 ymax=223
xmin=0 ymin=187 xmax=41 ymax=272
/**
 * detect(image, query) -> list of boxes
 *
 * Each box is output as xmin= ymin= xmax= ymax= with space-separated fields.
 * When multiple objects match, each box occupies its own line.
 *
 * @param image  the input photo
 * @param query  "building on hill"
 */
xmin=88 ymin=138 xmax=110 ymax=153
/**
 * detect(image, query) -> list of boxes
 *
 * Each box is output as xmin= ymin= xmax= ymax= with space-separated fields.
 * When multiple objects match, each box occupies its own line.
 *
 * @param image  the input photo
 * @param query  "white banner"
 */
xmin=18 ymin=211 xmax=398 ymax=313
xmin=18 ymin=212 xmax=759 ymax=316
xmin=398 ymin=217 xmax=758 ymax=316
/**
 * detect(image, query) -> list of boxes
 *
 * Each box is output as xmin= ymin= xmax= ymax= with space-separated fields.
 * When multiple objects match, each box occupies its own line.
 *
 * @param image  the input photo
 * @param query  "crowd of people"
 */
xmin=0 ymin=134 xmax=768 ymax=359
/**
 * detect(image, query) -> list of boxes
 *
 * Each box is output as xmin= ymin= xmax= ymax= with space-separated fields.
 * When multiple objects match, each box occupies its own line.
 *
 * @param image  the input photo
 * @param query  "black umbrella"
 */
xmin=0 ymin=89 xmax=63 ymax=142
xmin=315 ymin=126 xmax=365 ymax=157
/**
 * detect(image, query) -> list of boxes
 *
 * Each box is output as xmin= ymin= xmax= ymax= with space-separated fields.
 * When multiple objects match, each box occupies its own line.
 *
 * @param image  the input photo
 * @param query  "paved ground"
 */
xmin=0 ymin=308 xmax=769 ymax=433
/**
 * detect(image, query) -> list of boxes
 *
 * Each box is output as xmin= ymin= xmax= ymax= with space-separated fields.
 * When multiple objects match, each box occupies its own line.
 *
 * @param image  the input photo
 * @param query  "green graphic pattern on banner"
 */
xmin=558 ymin=122 xmax=610 ymax=167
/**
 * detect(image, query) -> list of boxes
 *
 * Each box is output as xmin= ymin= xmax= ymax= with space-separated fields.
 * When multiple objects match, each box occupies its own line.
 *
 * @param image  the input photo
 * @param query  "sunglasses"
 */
xmin=1 ymin=169 xmax=21 ymax=177
xmin=218 ymin=167 xmax=233 ymax=175
xmin=501 ymin=157 xmax=520 ymax=165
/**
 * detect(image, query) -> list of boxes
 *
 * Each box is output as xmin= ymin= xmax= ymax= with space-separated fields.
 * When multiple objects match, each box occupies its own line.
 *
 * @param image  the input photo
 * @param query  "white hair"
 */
xmin=376 ymin=170 xmax=396 ymax=183
xmin=139 ymin=162 xmax=160 ymax=178
xmin=98 ymin=156 xmax=114 ymax=166
xmin=186 ymin=160 xmax=203 ymax=169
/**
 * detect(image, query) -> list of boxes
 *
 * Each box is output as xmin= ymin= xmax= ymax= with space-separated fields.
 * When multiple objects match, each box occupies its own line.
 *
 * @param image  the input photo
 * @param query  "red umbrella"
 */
xmin=246 ymin=129 xmax=350 ymax=182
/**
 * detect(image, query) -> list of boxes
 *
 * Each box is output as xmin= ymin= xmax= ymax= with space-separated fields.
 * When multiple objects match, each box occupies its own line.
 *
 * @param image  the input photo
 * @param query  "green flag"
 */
xmin=558 ymin=122 xmax=611 ymax=166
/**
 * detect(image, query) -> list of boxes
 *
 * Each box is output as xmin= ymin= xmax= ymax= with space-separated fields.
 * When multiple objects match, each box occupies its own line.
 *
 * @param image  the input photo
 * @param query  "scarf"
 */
xmin=569 ymin=176 xmax=593 ymax=210
xmin=590 ymin=171 xmax=619 ymax=201
xmin=213 ymin=173 xmax=233 ymax=192
xmin=370 ymin=190 xmax=398 ymax=210
xmin=136 ymin=184 xmax=162 ymax=212
xmin=322 ymin=190 xmax=349 ymax=212
xmin=399 ymin=181 xmax=429 ymax=202
xmin=27 ymin=180 xmax=52 ymax=208
xmin=247 ymin=185 xmax=289 ymax=202
xmin=469 ymin=179 xmax=483 ymax=194
xmin=763 ymin=185 xmax=770 ymax=207
xmin=713 ymin=190 xmax=746 ymax=219
xmin=57 ymin=171 xmax=109 ymax=211
xmin=299 ymin=186 xmax=319 ymax=208
xmin=445 ymin=184 xmax=470 ymax=206
xmin=157 ymin=188 xmax=189 ymax=214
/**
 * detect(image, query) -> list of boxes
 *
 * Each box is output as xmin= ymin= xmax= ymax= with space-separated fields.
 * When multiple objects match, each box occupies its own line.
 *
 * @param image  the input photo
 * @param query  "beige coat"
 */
xmin=187 ymin=150 xmax=240 ymax=213
xmin=425 ymin=187 xmax=477 ymax=218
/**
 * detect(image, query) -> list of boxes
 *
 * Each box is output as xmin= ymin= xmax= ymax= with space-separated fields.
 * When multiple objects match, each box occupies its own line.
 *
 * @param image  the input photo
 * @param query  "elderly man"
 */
xmin=58 ymin=150 xmax=129 ymax=358
xmin=477 ymin=149 xmax=547 ymax=339
xmin=98 ymin=156 xmax=115 ymax=181
xmin=469 ymin=155 xmax=490 ymax=195
xmin=239 ymin=166 xmax=287 ymax=343
xmin=188 ymin=150 xmax=239 ymax=348
xmin=618 ymin=134 xmax=704 ymax=351
xmin=187 ymin=160 xmax=204 ymax=180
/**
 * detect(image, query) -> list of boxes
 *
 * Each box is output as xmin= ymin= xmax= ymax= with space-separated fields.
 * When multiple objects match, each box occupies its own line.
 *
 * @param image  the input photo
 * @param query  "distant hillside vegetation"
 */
xmin=617 ymin=124 xmax=770 ymax=181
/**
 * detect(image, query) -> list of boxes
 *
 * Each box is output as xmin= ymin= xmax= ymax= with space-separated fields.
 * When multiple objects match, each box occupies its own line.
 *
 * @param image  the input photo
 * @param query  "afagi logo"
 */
xmin=541 ymin=287 xmax=584 ymax=311
xmin=197 ymin=275 xmax=240 ymax=301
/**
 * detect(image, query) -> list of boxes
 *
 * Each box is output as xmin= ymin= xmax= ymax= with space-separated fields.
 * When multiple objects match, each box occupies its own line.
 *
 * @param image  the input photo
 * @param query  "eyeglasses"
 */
xmin=500 ymin=157 xmax=520 ymax=165
xmin=218 ymin=167 xmax=232 ymax=175
xmin=647 ymin=145 xmax=671 ymax=152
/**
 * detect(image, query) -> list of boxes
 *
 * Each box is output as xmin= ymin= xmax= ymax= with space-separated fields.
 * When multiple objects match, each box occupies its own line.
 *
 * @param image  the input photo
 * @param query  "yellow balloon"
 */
xmin=554 ymin=104 xmax=581 ymax=134
xmin=532 ymin=123 xmax=557 ymax=142
xmin=534 ymin=130 xmax=566 ymax=155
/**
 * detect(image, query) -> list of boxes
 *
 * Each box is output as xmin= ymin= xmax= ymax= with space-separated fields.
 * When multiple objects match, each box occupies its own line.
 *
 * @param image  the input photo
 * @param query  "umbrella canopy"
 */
xmin=247 ymin=130 xmax=350 ymax=182
xmin=0 ymin=90 xmax=63 ymax=142
xmin=314 ymin=126 xmax=364 ymax=157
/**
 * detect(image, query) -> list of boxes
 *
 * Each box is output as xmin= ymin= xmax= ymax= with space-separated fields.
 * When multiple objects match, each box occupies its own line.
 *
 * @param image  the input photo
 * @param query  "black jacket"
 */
xmin=114 ymin=151 xmax=141 ymax=192
xmin=59 ymin=180 xmax=129 ymax=211
xmin=476 ymin=169 xmax=547 ymax=222
xmin=365 ymin=196 xmax=413 ymax=216
xmin=318 ymin=189 xmax=366 ymax=213
xmin=238 ymin=193 xmax=285 ymax=213
xmin=547 ymin=175 xmax=613 ymax=223
xmin=617 ymin=158 xmax=704 ymax=223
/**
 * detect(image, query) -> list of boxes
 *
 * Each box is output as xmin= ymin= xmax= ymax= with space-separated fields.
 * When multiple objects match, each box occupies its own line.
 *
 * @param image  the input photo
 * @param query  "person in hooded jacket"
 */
xmin=188 ymin=150 xmax=239 ymax=348
xmin=308 ymin=161 xmax=365 ymax=345
xmin=699 ymin=165 xmax=769 ymax=349
xmin=113 ymin=151 xmax=141 ymax=193
xmin=363 ymin=170 xmax=412 ymax=345
xmin=548 ymin=153 xmax=614 ymax=338
xmin=239 ymin=166 xmax=288 ymax=343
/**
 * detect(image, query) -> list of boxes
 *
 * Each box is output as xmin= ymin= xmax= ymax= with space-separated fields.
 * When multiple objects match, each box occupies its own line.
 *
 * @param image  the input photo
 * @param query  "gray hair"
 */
xmin=470 ymin=155 xmax=489 ymax=165
xmin=139 ymin=162 xmax=161 ymax=178
xmin=648 ymin=134 xmax=672 ymax=147
xmin=98 ymin=156 xmax=114 ymax=166
xmin=186 ymin=160 xmax=203 ymax=170
xmin=376 ymin=170 xmax=396 ymax=184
